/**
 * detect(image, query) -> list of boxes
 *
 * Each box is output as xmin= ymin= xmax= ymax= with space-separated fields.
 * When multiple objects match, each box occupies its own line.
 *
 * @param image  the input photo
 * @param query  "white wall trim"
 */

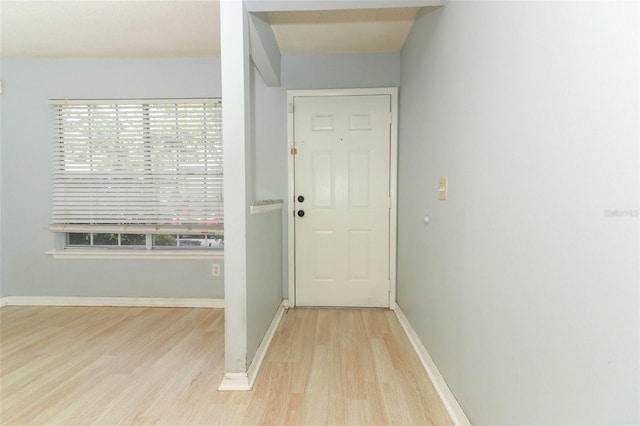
xmin=246 ymin=299 xmax=287 ymax=387
xmin=286 ymin=88 xmax=398 ymax=308
xmin=394 ymin=304 xmax=471 ymax=426
xmin=219 ymin=299 xmax=287 ymax=391
xmin=0 ymin=297 xmax=7 ymax=308
xmin=1 ymin=296 xmax=224 ymax=308
xmin=218 ymin=372 xmax=251 ymax=391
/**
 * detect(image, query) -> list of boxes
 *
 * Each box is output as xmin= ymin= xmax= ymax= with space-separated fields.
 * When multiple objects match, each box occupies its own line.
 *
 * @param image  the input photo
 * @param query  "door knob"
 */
xmin=297 ymin=195 xmax=305 ymax=203
xmin=297 ymin=210 xmax=305 ymax=217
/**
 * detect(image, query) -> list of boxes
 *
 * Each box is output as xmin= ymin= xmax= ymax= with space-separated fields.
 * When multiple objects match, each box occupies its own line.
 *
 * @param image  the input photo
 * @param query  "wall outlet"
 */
xmin=212 ymin=264 xmax=221 ymax=277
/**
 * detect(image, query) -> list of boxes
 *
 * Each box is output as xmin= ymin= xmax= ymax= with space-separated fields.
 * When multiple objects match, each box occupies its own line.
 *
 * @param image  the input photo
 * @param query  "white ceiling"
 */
xmin=0 ymin=0 xmax=222 ymax=58
xmin=268 ymin=8 xmax=419 ymax=54
xmin=0 ymin=0 xmax=425 ymax=58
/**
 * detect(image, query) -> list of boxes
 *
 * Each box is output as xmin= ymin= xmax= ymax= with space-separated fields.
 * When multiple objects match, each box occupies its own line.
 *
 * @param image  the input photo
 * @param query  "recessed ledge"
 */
xmin=250 ymin=199 xmax=284 ymax=215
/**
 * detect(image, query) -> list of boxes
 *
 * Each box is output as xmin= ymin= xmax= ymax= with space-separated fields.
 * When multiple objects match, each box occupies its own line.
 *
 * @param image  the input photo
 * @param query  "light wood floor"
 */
xmin=0 ymin=306 xmax=452 ymax=425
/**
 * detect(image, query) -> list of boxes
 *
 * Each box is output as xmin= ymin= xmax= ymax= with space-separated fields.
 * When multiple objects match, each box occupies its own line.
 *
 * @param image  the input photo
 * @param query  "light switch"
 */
xmin=438 ymin=177 xmax=448 ymax=200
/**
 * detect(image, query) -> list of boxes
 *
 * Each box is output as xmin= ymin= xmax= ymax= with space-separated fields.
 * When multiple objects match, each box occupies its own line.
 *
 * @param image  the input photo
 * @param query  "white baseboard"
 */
xmin=0 ymin=297 xmax=7 ymax=308
xmin=0 ymin=296 xmax=224 ymax=309
xmin=393 ymin=304 xmax=471 ymax=426
xmin=217 ymin=372 xmax=251 ymax=391
xmin=246 ymin=299 xmax=287 ymax=388
xmin=218 ymin=299 xmax=287 ymax=392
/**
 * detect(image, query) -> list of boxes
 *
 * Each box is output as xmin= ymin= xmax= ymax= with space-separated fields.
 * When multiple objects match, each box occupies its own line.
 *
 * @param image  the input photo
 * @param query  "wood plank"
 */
xmin=0 ymin=306 xmax=452 ymax=425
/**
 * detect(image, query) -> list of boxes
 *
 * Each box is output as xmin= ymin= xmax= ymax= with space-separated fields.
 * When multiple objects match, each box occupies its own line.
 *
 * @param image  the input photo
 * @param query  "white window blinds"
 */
xmin=50 ymin=99 xmax=223 ymax=227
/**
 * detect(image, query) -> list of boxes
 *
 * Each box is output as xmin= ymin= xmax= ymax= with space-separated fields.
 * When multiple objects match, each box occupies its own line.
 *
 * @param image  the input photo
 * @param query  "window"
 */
xmin=49 ymin=99 xmax=223 ymax=252
xmin=65 ymin=232 xmax=224 ymax=249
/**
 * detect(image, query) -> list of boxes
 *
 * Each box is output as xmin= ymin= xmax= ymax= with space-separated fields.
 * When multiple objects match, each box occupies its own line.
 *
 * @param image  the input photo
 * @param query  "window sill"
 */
xmin=46 ymin=250 xmax=224 ymax=260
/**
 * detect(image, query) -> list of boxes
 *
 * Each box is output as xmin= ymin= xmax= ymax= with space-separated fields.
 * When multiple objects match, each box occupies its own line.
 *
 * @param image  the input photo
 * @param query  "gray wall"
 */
xmin=245 ymin=62 xmax=285 ymax=366
xmin=246 ymin=207 xmax=283 ymax=364
xmin=282 ymin=52 xmax=400 ymax=90
xmin=0 ymin=57 xmax=224 ymax=298
xmin=398 ymin=2 xmax=639 ymax=425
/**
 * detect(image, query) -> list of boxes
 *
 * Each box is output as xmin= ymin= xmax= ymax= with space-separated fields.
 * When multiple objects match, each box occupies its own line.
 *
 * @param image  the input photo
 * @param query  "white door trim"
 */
xmin=287 ymin=88 xmax=398 ymax=309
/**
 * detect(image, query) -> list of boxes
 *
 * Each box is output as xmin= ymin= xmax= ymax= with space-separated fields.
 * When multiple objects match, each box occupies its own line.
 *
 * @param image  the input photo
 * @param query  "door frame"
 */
xmin=286 ymin=88 xmax=398 ymax=309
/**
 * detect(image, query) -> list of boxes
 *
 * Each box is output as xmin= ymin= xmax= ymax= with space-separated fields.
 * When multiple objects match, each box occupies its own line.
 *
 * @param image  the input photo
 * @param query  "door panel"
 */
xmin=348 ymin=230 xmax=371 ymax=279
xmin=294 ymin=95 xmax=391 ymax=307
xmin=312 ymin=230 xmax=335 ymax=280
xmin=311 ymin=152 xmax=334 ymax=208
xmin=348 ymin=152 xmax=371 ymax=208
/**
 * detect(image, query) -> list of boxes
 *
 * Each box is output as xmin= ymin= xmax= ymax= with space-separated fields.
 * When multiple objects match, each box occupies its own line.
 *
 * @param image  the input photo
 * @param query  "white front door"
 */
xmin=293 ymin=94 xmax=392 ymax=307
